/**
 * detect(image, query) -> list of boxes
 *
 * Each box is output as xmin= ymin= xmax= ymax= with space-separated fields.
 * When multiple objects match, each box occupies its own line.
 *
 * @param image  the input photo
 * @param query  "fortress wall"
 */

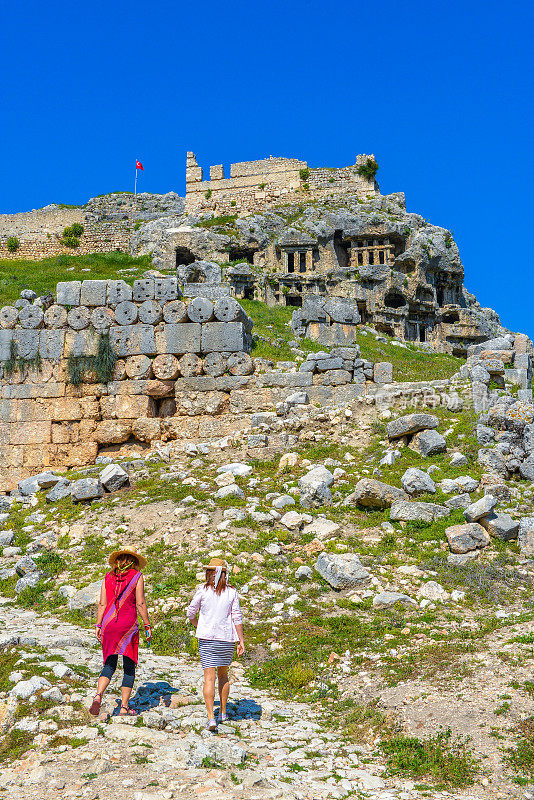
xmin=0 ymin=193 xmax=184 ymax=261
xmin=0 ymin=215 xmax=134 ymax=260
xmin=185 ymin=153 xmax=378 ymax=215
xmin=308 ymin=166 xmax=377 ymax=195
xmin=0 ymin=279 xmax=253 ymax=490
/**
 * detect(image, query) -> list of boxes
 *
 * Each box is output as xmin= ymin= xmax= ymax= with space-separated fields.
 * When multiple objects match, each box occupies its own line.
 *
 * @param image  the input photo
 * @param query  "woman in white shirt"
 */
xmin=187 ymin=558 xmax=245 ymax=731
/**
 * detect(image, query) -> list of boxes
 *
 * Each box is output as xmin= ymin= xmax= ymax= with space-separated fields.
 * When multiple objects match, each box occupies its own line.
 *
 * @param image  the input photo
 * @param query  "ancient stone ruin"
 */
xmin=0 ymin=278 xmax=253 ymax=490
xmin=184 ymin=152 xmax=378 ymax=215
xmin=0 ymin=152 xmax=510 ymax=357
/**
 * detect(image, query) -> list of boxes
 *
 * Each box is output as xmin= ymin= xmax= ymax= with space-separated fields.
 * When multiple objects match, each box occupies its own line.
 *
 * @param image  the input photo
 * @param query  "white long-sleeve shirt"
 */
xmin=186 ymin=585 xmax=243 ymax=642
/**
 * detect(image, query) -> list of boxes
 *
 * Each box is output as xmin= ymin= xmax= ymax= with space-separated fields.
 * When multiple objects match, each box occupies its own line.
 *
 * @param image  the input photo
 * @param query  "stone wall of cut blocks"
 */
xmin=184 ymin=152 xmax=379 ymax=216
xmin=0 ymin=218 xmax=134 ymax=260
xmin=0 ymin=278 xmax=254 ymax=490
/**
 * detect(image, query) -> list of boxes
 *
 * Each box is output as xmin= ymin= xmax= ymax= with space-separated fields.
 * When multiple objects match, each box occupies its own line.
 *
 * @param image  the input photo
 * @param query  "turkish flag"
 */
xmin=136 ymin=160 xmax=144 ymax=171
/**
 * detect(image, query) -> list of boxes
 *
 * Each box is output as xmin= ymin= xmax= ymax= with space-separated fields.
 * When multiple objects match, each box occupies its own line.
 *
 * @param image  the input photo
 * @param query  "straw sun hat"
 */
xmin=108 ymin=548 xmax=147 ymax=569
xmin=203 ymin=558 xmax=229 ymax=572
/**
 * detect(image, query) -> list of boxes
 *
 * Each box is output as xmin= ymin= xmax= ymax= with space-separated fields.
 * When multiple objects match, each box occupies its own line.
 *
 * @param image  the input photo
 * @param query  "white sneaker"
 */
xmin=217 ymin=712 xmax=228 ymax=724
xmin=207 ymin=718 xmax=217 ymax=732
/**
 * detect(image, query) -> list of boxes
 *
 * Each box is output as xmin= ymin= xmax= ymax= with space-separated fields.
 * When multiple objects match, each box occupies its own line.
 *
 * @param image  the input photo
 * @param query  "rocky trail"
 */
xmin=0 ymin=603 xmax=412 ymax=800
xmin=3 ymin=598 xmax=534 ymax=800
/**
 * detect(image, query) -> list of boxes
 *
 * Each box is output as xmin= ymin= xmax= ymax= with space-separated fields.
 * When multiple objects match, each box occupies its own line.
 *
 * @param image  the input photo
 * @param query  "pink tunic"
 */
xmin=101 ymin=568 xmax=141 ymax=664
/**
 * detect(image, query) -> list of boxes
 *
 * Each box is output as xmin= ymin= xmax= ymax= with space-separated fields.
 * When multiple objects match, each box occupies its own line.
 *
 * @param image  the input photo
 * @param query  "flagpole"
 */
xmin=134 ymin=167 xmax=137 ymax=196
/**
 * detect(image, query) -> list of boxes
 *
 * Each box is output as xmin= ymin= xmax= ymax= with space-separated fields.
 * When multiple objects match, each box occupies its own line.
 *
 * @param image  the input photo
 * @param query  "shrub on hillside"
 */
xmin=6 ymin=236 xmax=20 ymax=253
xmin=356 ymin=157 xmax=379 ymax=180
xmin=61 ymin=223 xmax=84 ymax=248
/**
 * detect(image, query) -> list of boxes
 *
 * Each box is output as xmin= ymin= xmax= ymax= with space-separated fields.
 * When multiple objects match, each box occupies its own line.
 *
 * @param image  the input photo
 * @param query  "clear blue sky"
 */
xmin=1 ymin=0 xmax=533 ymax=337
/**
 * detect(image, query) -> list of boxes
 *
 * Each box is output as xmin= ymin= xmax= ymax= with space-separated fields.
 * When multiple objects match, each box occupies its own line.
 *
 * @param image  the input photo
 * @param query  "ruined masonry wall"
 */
xmin=185 ymin=153 xmax=378 ymax=215
xmin=0 ymin=278 xmax=253 ymax=490
xmin=0 ymin=205 xmax=134 ymax=260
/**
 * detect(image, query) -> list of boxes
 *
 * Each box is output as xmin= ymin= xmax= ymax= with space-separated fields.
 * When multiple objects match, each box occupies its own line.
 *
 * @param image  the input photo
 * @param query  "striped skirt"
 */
xmin=198 ymin=638 xmax=235 ymax=669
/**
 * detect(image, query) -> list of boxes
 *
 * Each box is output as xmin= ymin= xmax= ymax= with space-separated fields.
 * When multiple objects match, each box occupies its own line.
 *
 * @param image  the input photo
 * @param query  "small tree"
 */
xmin=299 ymin=168 xmax=310 ymax=181
xmin=356 ymin=157 xmax=379 ymax=180
xmin=69 ymin=222 xmax=84 ymax=237
xmin=6 ymin=236 xmax=20 ymax=253
xmin=61 ymin=223 xmax=84 ymax=248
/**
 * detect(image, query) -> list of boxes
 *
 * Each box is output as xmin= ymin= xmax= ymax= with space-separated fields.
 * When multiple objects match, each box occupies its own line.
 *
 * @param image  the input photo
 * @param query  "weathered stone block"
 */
xmin=390 ymin=499 xmax=449 ymax=523
xmin=65 ymin=329 xmax=99 ymax=357
xmin=446 ymin=522 xmax=490 ymax=553
xmin=464 ymin=494 xmax=498 ymax=522
xmin=146 ymin=380 xmax=174 ymax=397
xmin=182 ymin=283 xmax=230 ymax=300
xmin=188 ymin=297 xmax=215 ymax=323
xmin=313 ymin=369 xmax=352 ymax=386
xmin=133 ymin=278 xmax=154 ymax=302
xmin=409 ymin=429 xmax=447 ymax=456
xmin=324 ymin=297 xmax=360 ymax=324
xmin=132 ymin=418 xmax=162 ymax=442
xmin=80 ymin=280 xmax=108 ymax=307
xmin=18 ymin=306 xmax=44 ymax=329
xmin=67 ymin=306 xmax=91 ymax=330
xmin=109 ymin=324 xmax=157 ymax=357
xmin=163 ymin=300 xmax=188 ymax=324
xmin=57 ymin=281 xmax=81 ymax=306
xmin=45 ymin=478 xmax=72 ymax=502
xmin=0 ymin=330 xmax=13 ymax=360
xmin=174 ymin=390 xmax=228 ymax=416
xmin=0 ymin=307 xmax=18 ymax=329
xmin=215 ymin=375 xmax=250 ymax=391
xmin=107 ymin=280 xmax=133 ymax=305
xmin=174 ymin=376 xmax=216 ymax=393
xmin=306 ymin=321 xmax=359 ymax=347
xmin=100 ymin=464 xmax=129 ymax=492
xmin=51 ymin=397 xmax=98 ymax=422
xmin=315 ymin=358 xmax=344 ymax=371
xmin=351 ymin=478 xmax=406 ymax=509
xmin=374 ymin=362 xmax=393 ymax=384
xmin=12 ymin=330 xmax=39 ymax=360
xmin=201 ymin=322 xmax=247 ymax=353
xmin=71 ymin=478 xmax=104 ymax=502
xmin=387 ymin=413 xmax=439 ymax=439
xmin=138 ymin=300 xmax=162 ymax=325
xmin=11 ymin=421 xmax=51 ymax=445
xmin=100 ymin=395 xmax=157 ymax=419
xmin=114 ymin=301 xmax=138 ymax=326
xmin=94 ymin=420 xmax=132 ymax=445
xmin=154 ymin=277 xmax=178 ymax=303
xmin=152 ymin=354 xmax=180 ymax=380
xmin=315 ymin=551 xmax=370 ymax=589
xmin=39 ymin=329 xmax=65 ymax=361
xmin=257 ymin=372 xmax=313 ymax=388
xmin=91 ymin=307 xmax=114 ymax=331
xmin=44 ymin=305 xmax=68 ymax=328
xmin=156 ymin=323 xmax=201 ymax=355
xmin=479 ymin=512 xmax=519 ymax=541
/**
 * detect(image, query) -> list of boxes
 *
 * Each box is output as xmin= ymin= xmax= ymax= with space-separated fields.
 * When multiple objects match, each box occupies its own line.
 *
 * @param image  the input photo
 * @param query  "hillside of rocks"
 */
xmin=130 ymin=189 xmax=507 ymax=352
xmin=1 ymin=308 xmax=534 ymax=799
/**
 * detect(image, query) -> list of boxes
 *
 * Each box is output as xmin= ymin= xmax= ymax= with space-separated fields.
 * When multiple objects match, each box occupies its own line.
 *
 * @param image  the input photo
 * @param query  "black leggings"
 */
xmin=100 ymin=655 xmax=136 ymax=688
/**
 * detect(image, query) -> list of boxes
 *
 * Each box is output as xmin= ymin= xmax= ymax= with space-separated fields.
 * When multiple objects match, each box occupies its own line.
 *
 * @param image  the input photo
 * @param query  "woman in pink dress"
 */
xmin=89 ymin=548 xmax=151 ymax=717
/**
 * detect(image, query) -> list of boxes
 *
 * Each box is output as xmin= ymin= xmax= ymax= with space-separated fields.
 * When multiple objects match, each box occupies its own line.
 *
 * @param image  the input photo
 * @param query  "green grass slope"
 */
xmin=0 ymin=252 xmax=152 ymax=304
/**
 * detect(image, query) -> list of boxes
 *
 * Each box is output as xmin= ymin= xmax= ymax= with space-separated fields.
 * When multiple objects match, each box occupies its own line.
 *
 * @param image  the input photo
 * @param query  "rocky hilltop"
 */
xmin=2 ymin=157 xmax=534 ymax=799
xmin=131 ymin=182 xmax=505 ymax=357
